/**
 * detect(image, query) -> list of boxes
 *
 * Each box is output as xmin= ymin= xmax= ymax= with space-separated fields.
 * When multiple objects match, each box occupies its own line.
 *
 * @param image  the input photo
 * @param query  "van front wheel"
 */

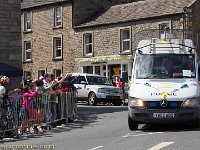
xmin=88 ymin=92 xmax=97 ymax=106
xmin=128 ymin=114 xmax=138 ymax=131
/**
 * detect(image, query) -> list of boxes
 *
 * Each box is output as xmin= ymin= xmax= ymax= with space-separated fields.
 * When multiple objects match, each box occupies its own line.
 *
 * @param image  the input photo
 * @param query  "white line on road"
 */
xmin=122 ymin=132 xmax=164 ymax=138
xmin=89 ymin=146 xmax=103 ymax=150
xmin=147 ymin=142 xmax=174 ymax=150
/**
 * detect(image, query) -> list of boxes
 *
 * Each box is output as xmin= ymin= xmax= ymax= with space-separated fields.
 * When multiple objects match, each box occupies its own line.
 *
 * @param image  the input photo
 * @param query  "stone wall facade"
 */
xmin=22 ymin=3 xmax=76 ymax=80
xmin=73 ymin=15 xmax=184 ymax=72
xmin=22 ymin=0 xmax=200 ymax=79
xmin=191 ymin=0 xmax=200 ymax=51
xmin=0 ymin=0 xmax=21 ymax=67
xmin=0 ymin=0 xmax=21 ymax=88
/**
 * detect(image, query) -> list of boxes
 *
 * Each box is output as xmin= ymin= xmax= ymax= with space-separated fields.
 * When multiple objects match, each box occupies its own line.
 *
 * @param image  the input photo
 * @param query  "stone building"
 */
xmin=21 ymin=0 xmax=74 ymax=79
xmin=21 ymin=0 xmax=135 ymax=79
xmin=0 ymin=0 xmax=22 ymax=88
xmin=74 ymin=0 xmax=200 ymax=81
xmin=21 ymin=0 xmax=200 ymax=80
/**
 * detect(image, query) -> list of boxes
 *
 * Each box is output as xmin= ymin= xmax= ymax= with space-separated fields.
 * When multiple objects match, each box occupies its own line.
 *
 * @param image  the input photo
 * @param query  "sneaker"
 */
xmin=17 ymin=128 xmax=22 ymax=135
xmin=26 ymin=127 xmax=31 ymax=133
xmin=30 ymin=127 xmax=35 ymax=134
xmin=37 ymin=126 xmax=43 ymax=133
xmin=61 ymin=124 xmax=66 ymax=128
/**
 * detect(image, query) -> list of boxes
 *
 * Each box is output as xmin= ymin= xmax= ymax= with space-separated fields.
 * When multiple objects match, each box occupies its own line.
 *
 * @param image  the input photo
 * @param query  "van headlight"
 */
xmin=129 ymin=97 xmax=144 ymax=108
xmin=181 ymin=97 xmax=200 ymax=108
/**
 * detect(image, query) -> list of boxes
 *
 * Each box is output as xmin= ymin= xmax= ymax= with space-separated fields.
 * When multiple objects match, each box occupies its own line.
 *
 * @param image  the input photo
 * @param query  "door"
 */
xmin=74 ymin=76 xmax=88 ymax=100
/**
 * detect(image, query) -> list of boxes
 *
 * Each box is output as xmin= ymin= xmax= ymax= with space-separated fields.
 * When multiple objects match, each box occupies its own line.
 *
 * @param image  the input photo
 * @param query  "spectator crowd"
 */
xmin=0 ymin=73 xmax=80 ymax=137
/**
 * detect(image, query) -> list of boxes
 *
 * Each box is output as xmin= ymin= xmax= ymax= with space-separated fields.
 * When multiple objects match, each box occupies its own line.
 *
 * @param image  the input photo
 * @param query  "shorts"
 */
xmin=19 ymin=108 xmax=29 ymax=119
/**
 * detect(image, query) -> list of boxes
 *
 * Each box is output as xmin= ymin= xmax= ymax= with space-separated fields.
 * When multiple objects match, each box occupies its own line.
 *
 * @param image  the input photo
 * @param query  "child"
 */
xmin=19 ymin=86 xmax=38 ymax=133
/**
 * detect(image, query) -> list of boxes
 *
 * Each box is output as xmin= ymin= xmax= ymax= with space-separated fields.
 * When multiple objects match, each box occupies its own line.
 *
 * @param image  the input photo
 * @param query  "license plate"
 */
xmin=153 ymin=113 xmax=174 ymax=118
xmin=110 ymin=93 xmax=117 ymax=96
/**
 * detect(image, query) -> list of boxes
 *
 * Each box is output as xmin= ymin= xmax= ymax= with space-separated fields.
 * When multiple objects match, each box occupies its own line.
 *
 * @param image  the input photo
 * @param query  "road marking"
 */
xmin=122 ymin=132 xmax=163 ymax=138
xmin=90 ymin=146 xmax=103 ymax=150
xmin=147 ymin=142 xmax=174 ymax=150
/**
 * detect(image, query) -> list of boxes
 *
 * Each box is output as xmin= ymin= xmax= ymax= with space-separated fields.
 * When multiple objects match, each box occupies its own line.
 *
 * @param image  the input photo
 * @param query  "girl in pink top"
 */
xmin=19 ymin=86 xmax=38 ymax=132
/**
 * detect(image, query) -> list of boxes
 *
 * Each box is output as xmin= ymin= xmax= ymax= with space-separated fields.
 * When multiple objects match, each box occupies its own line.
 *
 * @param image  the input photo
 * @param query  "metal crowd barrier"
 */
xmin=0 ymin=92 xmax=77 ymax=139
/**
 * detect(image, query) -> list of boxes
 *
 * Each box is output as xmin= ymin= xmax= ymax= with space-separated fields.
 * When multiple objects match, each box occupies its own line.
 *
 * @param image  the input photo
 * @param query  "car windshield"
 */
xmin=87 ymin=76 xmax=110 ymax=85
xmin=134 ymin=54 xmax=196 ymax=79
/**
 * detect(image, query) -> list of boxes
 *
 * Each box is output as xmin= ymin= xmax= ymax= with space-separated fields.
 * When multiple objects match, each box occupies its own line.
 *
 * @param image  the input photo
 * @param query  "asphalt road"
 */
xmin=1 ymin=103 xmax=200 ymax=150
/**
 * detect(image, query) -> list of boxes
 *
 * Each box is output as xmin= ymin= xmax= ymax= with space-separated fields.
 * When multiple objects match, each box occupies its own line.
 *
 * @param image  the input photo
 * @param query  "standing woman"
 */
xmin=117 ymin=78 xmax=124 ymax=88
xmin=117 ymin=78 xmax=125 ymax=103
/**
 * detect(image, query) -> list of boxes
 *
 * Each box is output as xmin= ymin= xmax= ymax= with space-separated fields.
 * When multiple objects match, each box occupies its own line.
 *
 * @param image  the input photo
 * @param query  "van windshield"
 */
xmin=87 ymin=76 xmax=110 ymax=85
xmin=134 ymin=54 xmax=196 ymax=79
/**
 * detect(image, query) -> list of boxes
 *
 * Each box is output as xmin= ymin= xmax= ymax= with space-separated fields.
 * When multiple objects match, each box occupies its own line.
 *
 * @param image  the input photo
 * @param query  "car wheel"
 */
xmin=88 ymin=92 xmax=97 ymax=106
xmin=128 ymin=114 xmax=138 ymax=131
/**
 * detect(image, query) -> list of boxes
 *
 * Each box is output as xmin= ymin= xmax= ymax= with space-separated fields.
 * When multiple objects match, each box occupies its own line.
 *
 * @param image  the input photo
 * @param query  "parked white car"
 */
xmin=72 ymin=73 xmax=124 ymax=106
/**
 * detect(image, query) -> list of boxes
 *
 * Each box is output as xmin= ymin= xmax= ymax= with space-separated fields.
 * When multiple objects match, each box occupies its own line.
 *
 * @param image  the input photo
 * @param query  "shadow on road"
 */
xmin=42 ymin=104 xmax=128 ymax=134
xmin=140 ymin=122 xmax=200 ymax=132
xmin=0 ymin=104 xmax=127 ymax=142
xmin=76 ymin=104 xmax=128 ymax=126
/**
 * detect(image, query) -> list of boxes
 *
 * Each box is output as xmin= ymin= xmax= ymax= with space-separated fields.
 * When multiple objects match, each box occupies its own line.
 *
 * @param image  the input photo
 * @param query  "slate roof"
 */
xmin=77 ymin=0 xmax=196 ymax=28
xmin=21 ymin=0 xmax=71 ymax=9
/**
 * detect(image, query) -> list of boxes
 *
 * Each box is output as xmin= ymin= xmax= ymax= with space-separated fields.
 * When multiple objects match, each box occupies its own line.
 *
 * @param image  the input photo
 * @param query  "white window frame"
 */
xmin=24 ymin=12 xmax=32 ymax=32
xmin=24 ymin=40 xmax=32 ymax=62
xmin=83 ymin=33 xmax=93 ymax=56
xmin=23 ymin=71 xmax=32 ymax=79
xmin=53 ymin=69 xmax=62 ymax=78
xmin=120 ymin=28 xmax=131 ymax=53
xmin=158 ymin=21 xmax=172 ymax=39
xmin=38 ymin=70 xmax=46 ymax=79
xmin=53 ymin=6 xmax=62 ymax=27
xmin=52 ymin=35 xmax=63 ymax=59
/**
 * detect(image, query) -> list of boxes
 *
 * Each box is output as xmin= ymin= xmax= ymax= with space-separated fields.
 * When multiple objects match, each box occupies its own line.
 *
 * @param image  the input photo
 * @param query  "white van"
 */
xmin=128 ymin=38 xmax=200 ymax=130
xmin=72 ymin=73 xmax=124 ymax=106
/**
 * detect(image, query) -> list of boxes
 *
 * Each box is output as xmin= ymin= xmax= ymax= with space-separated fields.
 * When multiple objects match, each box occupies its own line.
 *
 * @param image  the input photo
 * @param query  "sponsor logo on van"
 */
xmin=151 ymin=92 xmax=177 ymax=96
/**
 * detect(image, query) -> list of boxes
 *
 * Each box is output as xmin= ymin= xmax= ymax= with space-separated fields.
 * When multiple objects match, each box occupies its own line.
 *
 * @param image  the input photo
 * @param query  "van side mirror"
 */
xmin=80 ymin=81 xmax=87 ymax=84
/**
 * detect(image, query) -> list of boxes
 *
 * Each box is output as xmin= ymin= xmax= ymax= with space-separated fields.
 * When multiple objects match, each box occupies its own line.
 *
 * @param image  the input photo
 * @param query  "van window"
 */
xmin=135 ymin=54 xmax=195 ymax=79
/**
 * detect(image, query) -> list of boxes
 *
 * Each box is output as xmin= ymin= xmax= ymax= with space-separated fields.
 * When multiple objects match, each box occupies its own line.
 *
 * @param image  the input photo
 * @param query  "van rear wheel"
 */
xmin=88 ymin=92 xmax=97 ymax=106
xmin=128 ymin=114 xmax=138 ymax=131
